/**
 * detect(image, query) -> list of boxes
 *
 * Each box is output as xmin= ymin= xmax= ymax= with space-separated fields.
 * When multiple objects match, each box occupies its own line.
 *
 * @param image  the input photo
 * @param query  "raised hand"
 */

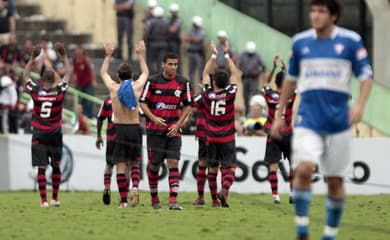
xmin=280 ymin=58 xmax=286 ymax=70
xmin=223 ymin=40 xmax=230 ymax=53
xmin=104 ymin=42 xmax=115 ymax=57
xmin=31 ymin=45 xmax=41 ymax=58
xmin=55 ymin=42 xmax=67 ymax=58
xmin=273 ymin=56 xmax=279 ymax=68
xmin=135 ymin=40 xmax=146 ymax=55
xmin=210 ymin=41 xmax=217 ymax=54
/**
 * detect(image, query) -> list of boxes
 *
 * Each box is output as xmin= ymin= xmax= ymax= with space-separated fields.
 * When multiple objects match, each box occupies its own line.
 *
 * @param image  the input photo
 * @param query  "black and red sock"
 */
xmin=37 ymin=168 xmax=47 ymax=203
xmin=131 ymin=167 xmax=141 ymax=189
xmin=116 ymin=173 xmax=128 ymax=203
xmin=208 ymin=172 xmax=218 ymax=204
xmin=147 ymin=166 xmax=159 ymax=203
xmin=269 ymin=170 xmax=278 ymax=195
xmin=221 ymin=168 xmax=234 ymax=195
xmin=52 ymin=166 xmax=61 ymax=200
xmin=168 ymin=167 xmax=180 ymax=203
xmin=104 ymin=173 xmax=111 ymax=189
xmin=196 ymin=166 xmax=207 ymax=200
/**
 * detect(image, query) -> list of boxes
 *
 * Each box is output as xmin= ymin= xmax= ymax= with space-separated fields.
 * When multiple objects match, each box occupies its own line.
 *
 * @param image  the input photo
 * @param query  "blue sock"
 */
xmin=293 ymin=188 xmax=312 ymax=236
xmin=322 ymin=196 xmax=345 ymax=240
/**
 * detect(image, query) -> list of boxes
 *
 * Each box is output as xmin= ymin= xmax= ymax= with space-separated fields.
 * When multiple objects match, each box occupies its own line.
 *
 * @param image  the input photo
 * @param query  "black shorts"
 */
xmin=207 ymin=140 xmax=236 ymax=168
xmin=264 ymin=135 xmax=291 ymax=164
xmin=31 ymin=132 xmax=63 ymax=167
xmin=112 ymin=124 xmax=142 ymax=164
xmin=106 ymin=140 xmax=115 ymax=166
xmin=147 ymin=135 xmax=181 ymax=164
xmin=198 ymin=137 xmax=208 ymax=160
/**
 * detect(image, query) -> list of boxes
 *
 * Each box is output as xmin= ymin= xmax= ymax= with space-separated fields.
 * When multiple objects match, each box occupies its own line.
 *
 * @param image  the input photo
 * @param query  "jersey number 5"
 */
xmin=40 ymin=102 xmax=53 ymax=118
xmin=210 ymin=100 xmax=226 ymax=116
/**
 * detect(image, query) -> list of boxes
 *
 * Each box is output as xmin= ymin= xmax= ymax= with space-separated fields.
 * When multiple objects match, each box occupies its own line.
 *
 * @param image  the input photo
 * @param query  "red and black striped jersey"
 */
xmin=193 ymin=94 xmax=206 ymax=138
xmin=263 ymin=85 xmax=296 ymax=133
xmin=202 ymin=84 xmax=237 ymax=143
xmin=139 ymin=73 xmax=193 ymax=135
xmin=25 ymin=79 xmax=68 ymax=135
xmin=97 ymin=97 xmax=116 ymax=142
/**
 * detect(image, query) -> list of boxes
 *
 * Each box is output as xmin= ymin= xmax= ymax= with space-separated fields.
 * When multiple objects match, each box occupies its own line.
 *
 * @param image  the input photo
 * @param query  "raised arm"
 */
xmin=202 ymin=41 xmax=217 ymax=86
xmin=55 ymin=42 xmax=71 ymax=83
xmin=23 ymin=45 xmax=41 ymax=83
xmin=134 ymin=41 xmax=149 ymax=92
xmin=223 ymin=41 xmax=238 ymax=85
xmin=266 ymin=56 xmax=279 ymax=84
xmin=100 ymin=42 xmax=117 ymax=92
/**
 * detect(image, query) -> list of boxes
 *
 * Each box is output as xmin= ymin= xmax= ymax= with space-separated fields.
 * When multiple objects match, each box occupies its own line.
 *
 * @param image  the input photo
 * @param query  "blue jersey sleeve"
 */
xmin=351 ymin=37 xmax=373 ymax=81
xmin=287 ymin=39 xmax=300 ymax=82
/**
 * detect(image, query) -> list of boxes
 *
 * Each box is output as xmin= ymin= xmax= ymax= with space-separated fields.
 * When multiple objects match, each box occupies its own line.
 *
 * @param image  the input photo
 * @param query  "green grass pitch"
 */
xmin=0 ymin=191 xmax=389 ymax=240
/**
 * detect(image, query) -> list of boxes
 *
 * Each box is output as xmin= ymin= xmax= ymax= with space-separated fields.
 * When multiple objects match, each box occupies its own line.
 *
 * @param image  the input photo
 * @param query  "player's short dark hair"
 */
xmin=117 ymin=63 xmax=133 ymax=81
xmin=214 ymin=70 xmax=229 ymax=89
xmin=42 ymin=70 xmax=55 ymax=83
xmin=310 ymin=0 xmax=342 ymax=23
xmin=275 ymin=71 xmax=284 ymax=88
xmin=163 ymin=52 xmax=178 ymax=63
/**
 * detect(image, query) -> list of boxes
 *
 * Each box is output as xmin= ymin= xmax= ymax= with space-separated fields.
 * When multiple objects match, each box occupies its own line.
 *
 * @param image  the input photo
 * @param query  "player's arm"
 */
xmin=55 ymin=42 xmax=72 ymax=83
xmin=202 ymin=41 xmax=217 ymax=86
xmin=266 ymin=56 xmax=278 ymax=85
xmin=23 ymin=45 xmax=41 ymax=83
xmin=350 ymin=79 xmax=372 ymax=124
xmin=133 ymin=41 xmax=149 ymax=92
xmin=139 ymin=102 xmax=167 ymax=127
xmin=96 ymin=102 xmax=106 ymax=149
xmin=224 ymin=41 xmax=238 ymax=85
xmin=100 ymin=42 xmax=118 ymax=92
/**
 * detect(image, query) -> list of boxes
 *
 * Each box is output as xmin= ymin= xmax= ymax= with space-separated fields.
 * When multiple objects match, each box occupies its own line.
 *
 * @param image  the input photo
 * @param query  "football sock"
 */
xmin=168 ymin=167 xmax=180 ymax=203
xmin=269 ymin=170 xmax=278 ymax=195
xmin=52 ymin=166 xmax=61 ymax=201
xmin=294 ymin=188 xmax=312 ymax=236
xmin=322 ymin=197 xmax=345 ymax=240
xmin=116 ymin=173 xmax=128 ymax=203
xmin=37 ymin=168 xmax=47 ymax=203
xmin=147 ymin=167 xmax=159 ymax=203
xmin=196 ymin=166 xmax=207 ymax=200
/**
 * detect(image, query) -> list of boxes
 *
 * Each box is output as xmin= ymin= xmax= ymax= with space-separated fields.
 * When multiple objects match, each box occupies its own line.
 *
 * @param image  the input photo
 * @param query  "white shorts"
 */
xmin=292 ymin=127 xmax=351 ymax=177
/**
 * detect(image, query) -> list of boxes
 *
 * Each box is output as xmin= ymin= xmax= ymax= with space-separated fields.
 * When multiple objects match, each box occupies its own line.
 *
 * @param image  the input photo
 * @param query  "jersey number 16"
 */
xmin=210 ymin=100 xmax=226 ymax=116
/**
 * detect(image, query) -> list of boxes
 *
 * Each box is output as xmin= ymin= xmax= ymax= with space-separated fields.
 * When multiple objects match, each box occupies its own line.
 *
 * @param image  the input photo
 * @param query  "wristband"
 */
xmin=224 ymin=53 xmax=230 ymax=59
xmin=211 ymin=53 xmax=217 ymax=59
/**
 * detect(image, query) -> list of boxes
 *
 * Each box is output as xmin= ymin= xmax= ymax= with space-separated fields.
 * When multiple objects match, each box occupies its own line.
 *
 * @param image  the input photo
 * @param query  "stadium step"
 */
xmin=17 ymin=4 xmax=41 ymax=17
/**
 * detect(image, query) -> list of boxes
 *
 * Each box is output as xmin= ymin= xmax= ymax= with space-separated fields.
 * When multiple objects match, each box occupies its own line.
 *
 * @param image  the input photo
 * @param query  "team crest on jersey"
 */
xmin=208 ymin=92 xmax=216 ymax=99
xmin=334 ymin=43 xmax=344 ymax=55
xmin=302 ymin=47 xmax=310 ymax=55
xmin=174 ymin=89 xmax=182 ymax=97
xmin=357 ymin=48 xmax=368 ymax=60
xmin=38 ymin=90 xmax=47 ymax=96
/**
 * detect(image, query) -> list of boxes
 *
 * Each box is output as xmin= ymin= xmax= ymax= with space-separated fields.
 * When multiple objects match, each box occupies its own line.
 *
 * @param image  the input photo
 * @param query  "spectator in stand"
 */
xmin=167 ymin=3 xmax=182 ymax=73
xmin=0 ymin=64 xmax=17 ymax=133
xmin=184 ymin=16 xmax=206 ymax=87
xmin=239 ymin=41 xmax=266 ymax=115
xmin=0 ymin=33 xmax=19 ymax=67
xmin=72 ymin=45 xmax=96 ymax=118
xmin=144 ymin=6 xmax=169 ymax=74
xmin=242 ymin=94 xmax=267 ymax=136
xmin=0 ymin=0 xmax=15 ymax=46
xmin=142 ymin=0 xmax=158 ymax=24
xmin=19 ymin=39 xmax=33 ymax=68
xmin=215 ymin=30 xmax=237 ymax=71
xmin=114 ymin=0 xmax=135 ymax=60
xmin=76 ymin=104 xmax=91 ymax=135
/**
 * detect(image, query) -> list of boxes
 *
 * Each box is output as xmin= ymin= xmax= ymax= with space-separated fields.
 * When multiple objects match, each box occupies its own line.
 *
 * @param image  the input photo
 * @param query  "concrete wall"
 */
xmin=19 ymin=0 xmax=118 ymax=45
xmin=366 ymin=0 xmax=390 ymax=88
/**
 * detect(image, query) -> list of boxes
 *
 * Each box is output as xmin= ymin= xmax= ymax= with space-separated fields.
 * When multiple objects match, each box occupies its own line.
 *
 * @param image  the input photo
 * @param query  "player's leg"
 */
xmin=282 ymin=134 xmax=294 ymax=203
xmin=166 ymin=136 xmax=183 ymax=210
xmin=147 ymin=135 xmax=164 ymax=209
xmin=194 ymin=137 xmax=208 ymax=205
xmin=265 ymin=136 xmax=282 ymax=204
xmin=292 ymin=128 xmax=324 ymax=240
xmin=49 ymin=134 xmax=63 ymax=207
xmin=321 ymin=130 xmax=351 ymax=240
xmin=103 ymin=141 xmax=115 ymax=205
xmin=116 ymin=161 xmax=129 ymax=208
xmin=32 ymin=135 xmax=49 ymax=207
xmin=206 ymin=142 xmax=219 ymax=207
xmin=128 ymin=127 xmax=142 ymax=207
xmin=218 ymin=140 xmax=237 ymax=208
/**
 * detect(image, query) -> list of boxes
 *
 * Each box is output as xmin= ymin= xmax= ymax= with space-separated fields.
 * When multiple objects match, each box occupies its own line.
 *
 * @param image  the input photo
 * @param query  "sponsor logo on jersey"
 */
xmin=156 ymin=102 xmax=177 ymax=110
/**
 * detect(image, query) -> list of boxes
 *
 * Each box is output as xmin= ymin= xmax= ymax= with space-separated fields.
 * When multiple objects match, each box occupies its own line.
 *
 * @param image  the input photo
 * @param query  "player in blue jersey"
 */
xmin=271 ymin=1 xmax=373 ymax=240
